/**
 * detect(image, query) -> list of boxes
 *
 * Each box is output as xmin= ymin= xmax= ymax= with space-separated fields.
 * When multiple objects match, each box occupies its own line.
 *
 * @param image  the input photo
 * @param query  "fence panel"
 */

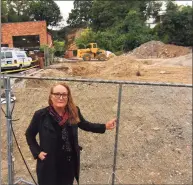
xmin=115 ymin=85 xmax=192 ymax=184
xmin=1 ymin=77 xmax=192 ymax=185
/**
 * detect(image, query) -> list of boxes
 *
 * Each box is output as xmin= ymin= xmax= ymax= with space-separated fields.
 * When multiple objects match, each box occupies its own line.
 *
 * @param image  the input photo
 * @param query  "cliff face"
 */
xmin=66 ymin=28 xmax=84 ymax=50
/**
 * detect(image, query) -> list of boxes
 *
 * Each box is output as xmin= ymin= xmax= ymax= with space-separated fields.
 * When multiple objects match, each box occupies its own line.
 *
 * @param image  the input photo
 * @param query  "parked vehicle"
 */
xmin=0 ymin=47 xmax=32 ymax=70
xmin=77 ymin=43 xmax=108 ymax=61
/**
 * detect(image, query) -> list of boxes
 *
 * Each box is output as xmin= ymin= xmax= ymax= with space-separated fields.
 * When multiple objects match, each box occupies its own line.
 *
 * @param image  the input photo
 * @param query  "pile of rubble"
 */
xmin=130 ymin=41 xmax=191 ymax=59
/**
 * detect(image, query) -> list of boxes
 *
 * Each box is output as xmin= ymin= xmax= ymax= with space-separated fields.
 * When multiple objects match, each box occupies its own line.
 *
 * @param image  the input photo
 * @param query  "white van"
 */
xmin=1 ymin=48 xmax=32 ymax=70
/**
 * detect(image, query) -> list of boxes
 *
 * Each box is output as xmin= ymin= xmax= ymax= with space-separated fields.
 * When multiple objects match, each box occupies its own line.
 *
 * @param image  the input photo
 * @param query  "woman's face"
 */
xmin=50 ymin=85 xmax=68 ymax=109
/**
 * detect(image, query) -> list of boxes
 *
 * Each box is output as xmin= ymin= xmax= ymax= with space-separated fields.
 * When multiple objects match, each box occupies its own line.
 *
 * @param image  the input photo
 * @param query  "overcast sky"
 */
xmin=54 ymin=0 xmax=192 ymax=27
xmin=54 ymin=1 xmax=74 ymax=28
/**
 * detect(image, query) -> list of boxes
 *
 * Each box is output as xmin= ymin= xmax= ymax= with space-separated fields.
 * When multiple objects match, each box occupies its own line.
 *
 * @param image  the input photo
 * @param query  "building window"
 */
xmin=12 ymin=35 xmax=40 ymax=49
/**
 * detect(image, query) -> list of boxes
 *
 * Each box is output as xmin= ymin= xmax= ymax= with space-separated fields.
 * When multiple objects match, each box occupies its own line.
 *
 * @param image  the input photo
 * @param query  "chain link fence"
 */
xmin=1 ymin=76 xmax=192 ymax=184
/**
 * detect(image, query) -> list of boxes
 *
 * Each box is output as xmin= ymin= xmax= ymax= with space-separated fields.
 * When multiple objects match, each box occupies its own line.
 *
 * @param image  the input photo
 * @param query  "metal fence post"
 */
xmin=44 ymin=47 xmax=49 ymax=67
xmin=112 ymin=84 xmax=122 ymax=185
xmin=44 ymin=47 xmax=47 ymax=67
xmin=4 ymin=77 xmax=14 ymax=185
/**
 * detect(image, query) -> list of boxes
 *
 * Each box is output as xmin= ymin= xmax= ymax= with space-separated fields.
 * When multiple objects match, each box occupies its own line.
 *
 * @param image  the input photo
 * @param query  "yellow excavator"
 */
xmin=77 ymin=43 xmax=107 ymax=61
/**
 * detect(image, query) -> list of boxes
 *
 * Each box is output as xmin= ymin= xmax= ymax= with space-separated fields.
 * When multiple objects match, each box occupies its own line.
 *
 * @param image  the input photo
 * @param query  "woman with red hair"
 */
xmin=26 ymin=83 xmax=116 ymax=185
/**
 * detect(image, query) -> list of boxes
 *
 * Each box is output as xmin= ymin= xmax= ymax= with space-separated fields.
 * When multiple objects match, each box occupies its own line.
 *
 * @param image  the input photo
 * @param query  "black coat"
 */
xmin=25 ymin=107 xmax=106 ymax=185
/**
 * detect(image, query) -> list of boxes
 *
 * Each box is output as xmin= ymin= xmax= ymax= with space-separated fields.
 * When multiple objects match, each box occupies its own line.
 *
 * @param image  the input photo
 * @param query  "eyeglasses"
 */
xmin=51 ymin=93 xmax=68 ymax=99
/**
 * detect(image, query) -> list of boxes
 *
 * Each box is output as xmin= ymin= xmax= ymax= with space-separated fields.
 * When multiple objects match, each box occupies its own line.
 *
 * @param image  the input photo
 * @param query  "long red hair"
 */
xmin=48 ymin=83 xmax=80 ymax=124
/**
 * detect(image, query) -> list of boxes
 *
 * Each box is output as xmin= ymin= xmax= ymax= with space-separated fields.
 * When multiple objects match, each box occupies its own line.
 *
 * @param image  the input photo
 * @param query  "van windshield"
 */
xmin=5 ymin=52 xmax=12 ymax=58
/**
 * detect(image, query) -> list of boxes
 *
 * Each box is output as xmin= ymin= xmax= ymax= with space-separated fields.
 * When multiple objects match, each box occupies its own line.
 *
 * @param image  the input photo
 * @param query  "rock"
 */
xmin=152 ymin=127 xmax=160 ymax=131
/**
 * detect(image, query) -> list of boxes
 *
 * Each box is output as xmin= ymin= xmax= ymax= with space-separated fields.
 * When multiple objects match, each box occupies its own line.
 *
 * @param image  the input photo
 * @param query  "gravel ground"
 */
xmin=1 ymin=81 xmax=192 ymax=184
xmin=1 ymin=52 xmax=192 ymax=184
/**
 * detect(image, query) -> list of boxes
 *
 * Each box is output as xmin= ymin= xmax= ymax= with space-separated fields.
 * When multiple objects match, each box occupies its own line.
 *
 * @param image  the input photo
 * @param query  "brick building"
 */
xmin=1 ymin=21 xmax=52 ymax=50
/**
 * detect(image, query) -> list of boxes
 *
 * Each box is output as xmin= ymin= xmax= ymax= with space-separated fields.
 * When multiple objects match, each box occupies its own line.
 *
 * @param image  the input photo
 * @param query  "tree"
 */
xmin=67 ymin=0 xmax=93 ymax=28
xmin=145 ymin=1 xmax=163 ymax=23
xmin=67 ymin=0 xmax=164 ymax=53
xmin=90 ymin=0 xmax=163 ymax=31
xmin=75 ymin=10 xmax=157 ymax=53
xmin=154 ymin=1 xmax=193 ymax=46
xmin=1 ymin=1 xmax=8 ymax=23
xmin=75 ymin=28 xmax=97 ymax=48
xmin=29 ymin=0 xmax=62 ymax=27
xmin=66 ymin=0 xmax=163 ymax=31
xmin=54 ymin=40 xmax=65 ymax=56
xmin=1 ymin=0 xmax=62 ymax=26
xmin=166 ymin=0 xmax=178 ymax=12
xmin=2 ymin=0 xmax=31 ymax=22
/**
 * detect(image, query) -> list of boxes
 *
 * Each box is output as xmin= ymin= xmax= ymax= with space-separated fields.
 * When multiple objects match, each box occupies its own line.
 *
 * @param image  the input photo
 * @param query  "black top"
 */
xmin=25 ymin=106 xmax=107 ymax=183
xmin=61 ymin=125 xmax=72 ymax=152
xmin=49 ymin=114 xmax=74 ymax=155
xmin=26 ymin=106 xmax=106 ymax=159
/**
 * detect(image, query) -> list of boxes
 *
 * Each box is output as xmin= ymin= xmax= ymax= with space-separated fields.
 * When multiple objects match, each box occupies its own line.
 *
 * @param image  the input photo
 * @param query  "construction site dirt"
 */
xmin=1 ymin=41 xmax=192 ymax=184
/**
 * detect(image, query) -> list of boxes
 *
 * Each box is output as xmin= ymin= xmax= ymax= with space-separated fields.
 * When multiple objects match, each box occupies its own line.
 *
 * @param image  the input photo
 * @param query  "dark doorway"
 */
xmin=1 ymin=44 xmax=9 ymax=47
xmin=13 ymin=35 xmax=40 ymax=50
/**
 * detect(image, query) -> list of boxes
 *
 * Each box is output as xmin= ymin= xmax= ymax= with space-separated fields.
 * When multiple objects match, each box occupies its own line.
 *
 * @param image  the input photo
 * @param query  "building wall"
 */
xmin=1 ymin=21 xmax=48 ymax=47
xmin=64 ymin=50 xmax=74 ymax=58
xmin=47 ymin=33 xmax=53 ymax=47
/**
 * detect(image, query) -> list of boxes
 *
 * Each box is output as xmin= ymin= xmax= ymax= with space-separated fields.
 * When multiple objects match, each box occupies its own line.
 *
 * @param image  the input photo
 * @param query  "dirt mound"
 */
xmin=152 ymin=53 xmax=192 ymax=67
xmin=37 ymin=53 xmax=192 ymax=84
xmin=71 ymin=62 xmax=105 ymax=77
xmin=100 ymin=56 xmax=141 ymax=78
xmin=66 ymin=56 xmax=141 ymax=78
xmin=130 ymin=41 xmax=191 ymax=59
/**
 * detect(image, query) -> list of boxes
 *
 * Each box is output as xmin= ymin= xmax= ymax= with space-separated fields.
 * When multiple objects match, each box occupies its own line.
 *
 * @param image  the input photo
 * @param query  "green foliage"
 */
xmin=40 ymin=45 xmax=48 ymax=52
xmin=53 ymin=40 xmax=65 ymax=56
xmin=145 ymin=1 xmax=163 ymax=23
xmin=1 ymin=1 xmax=8 ymax=23
xmin=91 ymin=0 xmax=162 ymax=32
xmin=153 ymin=2 xmax=193 ymax=46
xmin=75 ymin=28 xmax=97 ymax=48
xmin=114 ymin=51 xmax=124 ymax=56
xmin=67 ymin=0 xmax=163 ymax=31
xmin=94 ymin=31 xmax=116 ymax=51
xmin=75 ymin=10 xmax=157 ymax=52
xmin=2 ymin=0 xmax=31 ymax=22
xmin=74 ymin=0 xmax=193 ymax=53
xmin=67 ymin=0 xmax=93 ymax=28
xmin=68 ymin=0 xmax=164 ymax=53
xmin=1 ymin=0 xmax=62 ymax=27
xmin=29 ymin=0 xmax=62 ymax=27
xmin=91 ymin=1 xmax=141 ymax=32
xmin=40 ymin=45 xmax=55 ymax=54
xmin=40 ymin=42 xmax=65 ymax=56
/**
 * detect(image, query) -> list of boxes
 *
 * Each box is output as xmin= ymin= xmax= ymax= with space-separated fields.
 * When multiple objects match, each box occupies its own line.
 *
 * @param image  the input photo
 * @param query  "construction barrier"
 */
xmin=1 ymin=76 xmax=192 ymax=185
xmin=1 ymin=65 xmax=39 ymax=74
